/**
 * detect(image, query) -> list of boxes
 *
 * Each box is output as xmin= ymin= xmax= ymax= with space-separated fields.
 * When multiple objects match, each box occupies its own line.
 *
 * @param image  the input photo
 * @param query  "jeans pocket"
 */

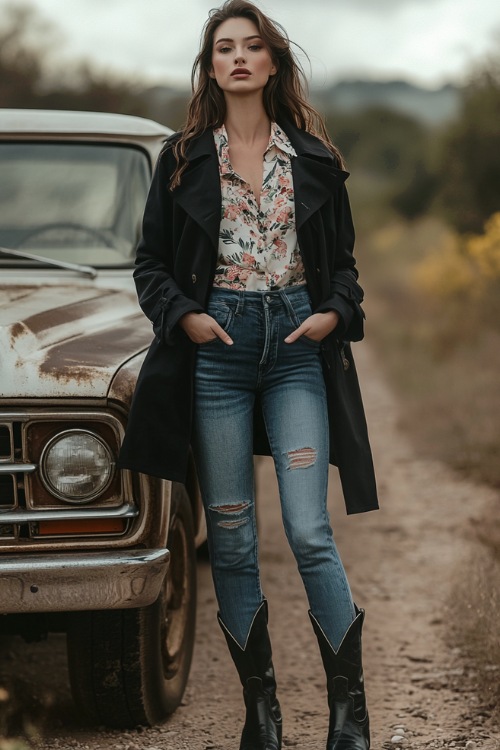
xmin=286 ymin=295 xmax=312 ymax=329
xmin=198 ymin=302 xmax=235 ymax=346
xmin=300 ymin=334 xmax=321 ymax=348
xmin=207 ymin=301 xmax=235 ymax=332
xmin=285 ymin=294 xmax=320 ymax=347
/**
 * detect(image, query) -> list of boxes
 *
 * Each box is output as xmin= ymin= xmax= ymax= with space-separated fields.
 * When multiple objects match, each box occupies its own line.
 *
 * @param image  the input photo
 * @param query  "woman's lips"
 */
xmin=231 ymin=68 xmax=251 ymax=77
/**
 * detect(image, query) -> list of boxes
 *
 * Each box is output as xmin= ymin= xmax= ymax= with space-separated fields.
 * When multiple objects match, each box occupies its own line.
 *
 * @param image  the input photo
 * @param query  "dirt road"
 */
xmin=3 ymin=342 xmax=500 ymax=749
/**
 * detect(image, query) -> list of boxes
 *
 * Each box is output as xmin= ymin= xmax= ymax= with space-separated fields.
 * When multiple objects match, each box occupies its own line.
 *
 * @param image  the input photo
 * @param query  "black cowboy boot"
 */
xmin=309 ymin=607 xmax=370 ymax=750
xmin=218 ymin=600 xmax=282 ymax=750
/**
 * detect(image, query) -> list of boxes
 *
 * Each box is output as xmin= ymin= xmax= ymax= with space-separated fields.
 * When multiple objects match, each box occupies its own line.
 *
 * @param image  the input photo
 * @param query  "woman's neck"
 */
xmin=223 ymin=94 xmax=271 ymax=147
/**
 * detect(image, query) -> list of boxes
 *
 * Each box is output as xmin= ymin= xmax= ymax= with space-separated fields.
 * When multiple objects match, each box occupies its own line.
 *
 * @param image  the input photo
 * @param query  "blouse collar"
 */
xmin=213 ymin=121 xmax=296 ymax=176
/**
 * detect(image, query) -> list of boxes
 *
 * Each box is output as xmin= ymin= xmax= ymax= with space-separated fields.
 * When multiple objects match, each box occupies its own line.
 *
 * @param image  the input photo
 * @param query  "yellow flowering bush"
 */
xmin=414 ymin=233 xmax=475 ymax=299
xmin=467 ymin=212 xmax=500 ymax=279
xmin=414 ymin=212 xmax=500 ymax=300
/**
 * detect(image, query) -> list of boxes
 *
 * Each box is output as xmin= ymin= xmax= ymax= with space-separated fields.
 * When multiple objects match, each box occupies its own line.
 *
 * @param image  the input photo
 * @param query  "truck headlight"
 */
xmin=40 ymin=430 xmax=114 ymax=503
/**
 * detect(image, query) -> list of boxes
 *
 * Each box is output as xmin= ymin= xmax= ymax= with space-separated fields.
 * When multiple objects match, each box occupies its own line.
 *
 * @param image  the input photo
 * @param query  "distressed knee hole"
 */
xmin=217 ymin=517 xmax=250 ymax=529
xmin=208 ymin=501 xmax=251 ymax=528
xmin=286 ymin=447 xmax=317 ymax=470
xmin=208 ymin=502 xmax=250 ymax=514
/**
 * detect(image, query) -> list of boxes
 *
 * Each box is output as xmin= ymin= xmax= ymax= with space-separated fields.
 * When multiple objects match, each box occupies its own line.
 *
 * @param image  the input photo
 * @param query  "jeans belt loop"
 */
xmin=278 ymin=288 xmax=295 ymax=319
xmin=235 ymin=290 xmax=245 ymax=316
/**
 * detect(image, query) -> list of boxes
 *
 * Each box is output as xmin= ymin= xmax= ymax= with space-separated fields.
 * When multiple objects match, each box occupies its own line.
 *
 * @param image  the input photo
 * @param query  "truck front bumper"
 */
xmin=0 ymin=549 xmax=170 ymax=613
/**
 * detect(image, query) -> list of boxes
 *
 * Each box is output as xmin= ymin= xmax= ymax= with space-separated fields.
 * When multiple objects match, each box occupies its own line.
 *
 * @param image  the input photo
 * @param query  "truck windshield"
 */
xmin=0 ymin=142 xmax=150 ymax=268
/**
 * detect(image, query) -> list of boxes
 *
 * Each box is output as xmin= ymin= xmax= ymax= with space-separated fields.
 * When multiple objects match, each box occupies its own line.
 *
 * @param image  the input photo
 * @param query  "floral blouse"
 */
xmin=212 ymin=122 xmax=306 ymax=291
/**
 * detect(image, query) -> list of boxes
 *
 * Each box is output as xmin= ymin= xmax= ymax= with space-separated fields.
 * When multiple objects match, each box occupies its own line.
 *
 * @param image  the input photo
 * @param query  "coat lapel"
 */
xmin=172 ymin=121 xmax=349 ymax=242
xmin=291 ymin=157 xmax=349 ymax=230
xmin=172 ymin=130 xmax=221 ymax=249
xmin=281 ymin=120 xmax=350 ymax=230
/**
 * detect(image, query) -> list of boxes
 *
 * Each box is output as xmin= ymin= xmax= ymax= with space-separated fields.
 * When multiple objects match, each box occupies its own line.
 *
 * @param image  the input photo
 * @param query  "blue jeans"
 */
xmin=192 ymin=285 xmax=355 ymax=649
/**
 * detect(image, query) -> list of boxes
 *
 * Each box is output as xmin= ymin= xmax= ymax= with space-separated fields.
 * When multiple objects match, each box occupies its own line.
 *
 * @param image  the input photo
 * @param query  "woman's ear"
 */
xmin=208 ymin=66 xmax=216 ymax=79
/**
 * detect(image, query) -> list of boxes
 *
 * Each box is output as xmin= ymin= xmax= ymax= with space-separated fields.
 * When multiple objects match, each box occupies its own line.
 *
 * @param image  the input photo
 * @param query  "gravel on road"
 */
xmin=2 ymin=342 xmax=499 ymax=750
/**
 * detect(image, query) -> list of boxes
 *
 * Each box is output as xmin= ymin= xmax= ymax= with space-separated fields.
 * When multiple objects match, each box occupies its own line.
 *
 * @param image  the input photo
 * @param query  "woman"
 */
xmin=119 ymin=1 xmax=378 ymax=748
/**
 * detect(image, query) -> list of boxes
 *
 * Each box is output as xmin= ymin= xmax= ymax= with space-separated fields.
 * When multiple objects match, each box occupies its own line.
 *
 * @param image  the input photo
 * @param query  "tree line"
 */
xmin=1 ymin=1 xmax=499 ymax=235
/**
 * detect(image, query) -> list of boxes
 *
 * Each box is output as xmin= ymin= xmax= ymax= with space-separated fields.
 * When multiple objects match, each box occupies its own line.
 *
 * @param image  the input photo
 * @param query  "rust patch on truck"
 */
xmin=24 ymin=288 xmax=119 ymax=334
xmin=108 ymin=355 xmax=144 ymax=406
xmin=38 ymin=316 xmax=151 ymax=385
xmin=9 ymin=322 xmax=27 ymax=341
xmin=38 ymin=361 xmax=102 ymax=384
xmin=4 ymin=286 xmax=38 ymax=303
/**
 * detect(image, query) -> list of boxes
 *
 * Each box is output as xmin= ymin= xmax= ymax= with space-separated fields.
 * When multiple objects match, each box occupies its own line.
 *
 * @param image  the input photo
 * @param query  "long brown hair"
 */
xmin=169 ymin=0 xmax=343 ymax=189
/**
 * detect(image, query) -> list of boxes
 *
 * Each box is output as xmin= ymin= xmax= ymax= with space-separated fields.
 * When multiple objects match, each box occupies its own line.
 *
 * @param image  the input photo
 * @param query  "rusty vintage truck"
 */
xmin=0 ymin=109 xmax=205 ymax=728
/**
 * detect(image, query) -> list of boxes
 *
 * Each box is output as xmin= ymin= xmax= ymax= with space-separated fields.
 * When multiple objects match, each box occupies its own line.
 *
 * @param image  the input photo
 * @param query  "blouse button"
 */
xmin=191 ymin=274 xmax=197 ymax=284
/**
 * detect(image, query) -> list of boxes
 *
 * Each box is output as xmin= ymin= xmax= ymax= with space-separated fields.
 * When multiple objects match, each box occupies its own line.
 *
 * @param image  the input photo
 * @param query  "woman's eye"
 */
xmin=249 ymin=45 xmax=262 ymax=51
xmin=218 ymin=46 xmax=231 ymax=53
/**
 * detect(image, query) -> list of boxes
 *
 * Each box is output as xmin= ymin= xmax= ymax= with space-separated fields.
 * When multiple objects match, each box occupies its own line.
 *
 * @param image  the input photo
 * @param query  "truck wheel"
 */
xmin=66 ymin=487 xmax=197 ymax=728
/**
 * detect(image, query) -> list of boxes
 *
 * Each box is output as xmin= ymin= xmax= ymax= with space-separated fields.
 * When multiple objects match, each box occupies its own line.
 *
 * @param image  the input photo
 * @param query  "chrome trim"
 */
xmin=0 ymin=503 xmax=138 ymax=524
xmin=0 ymin=410 xmax=153 ymax=550
xmin=0 ymin=548 xmax=170 ymax=613
xmin=0 ymin=463 xmax=36 ymax=474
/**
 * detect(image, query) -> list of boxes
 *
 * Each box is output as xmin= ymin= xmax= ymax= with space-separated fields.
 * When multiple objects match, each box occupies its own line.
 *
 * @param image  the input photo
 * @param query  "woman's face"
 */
xmin=210 ymin=16 xmax=276 ymax=96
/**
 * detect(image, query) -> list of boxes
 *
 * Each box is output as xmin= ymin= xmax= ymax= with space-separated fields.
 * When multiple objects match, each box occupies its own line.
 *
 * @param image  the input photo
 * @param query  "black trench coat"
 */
xmin=118 ymin=120 xmax=378 ymax=515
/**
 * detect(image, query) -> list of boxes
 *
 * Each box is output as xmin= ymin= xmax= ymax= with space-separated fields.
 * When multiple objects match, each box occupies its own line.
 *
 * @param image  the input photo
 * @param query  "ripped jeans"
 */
xmin=192 ymin=285 xmax=355 ymax=649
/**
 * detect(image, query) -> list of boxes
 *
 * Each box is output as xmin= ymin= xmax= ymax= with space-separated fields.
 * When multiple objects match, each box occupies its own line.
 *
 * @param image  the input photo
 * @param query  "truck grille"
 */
xmin=0 ymin=474 xmax=16 ymax=506
xmin=0 ymin=411 xmax=137 ymax=543
xmin=0 ymin=424 xmax=11 ymax=458
xmin=0 ymin=420 xmax=25 ymax=538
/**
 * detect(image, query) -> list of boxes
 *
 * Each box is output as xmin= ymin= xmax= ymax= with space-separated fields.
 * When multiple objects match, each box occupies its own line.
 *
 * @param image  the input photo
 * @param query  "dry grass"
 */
xmin=373 ymin=328 xmax=500 ymax=488
xmin=361 ymin=216 xmax=500 ymax=488
xmin=447 ymin=533 xmax=500 ymax=716
xmin=360 ymin=215 xmax=500 ymax=720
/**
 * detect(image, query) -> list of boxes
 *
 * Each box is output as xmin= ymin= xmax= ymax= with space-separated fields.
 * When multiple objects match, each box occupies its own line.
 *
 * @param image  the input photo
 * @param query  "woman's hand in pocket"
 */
xmin=284 ymin=311 xmax=339 ymax=344
xmin=179 ymin=311 xmax=233 ymax=345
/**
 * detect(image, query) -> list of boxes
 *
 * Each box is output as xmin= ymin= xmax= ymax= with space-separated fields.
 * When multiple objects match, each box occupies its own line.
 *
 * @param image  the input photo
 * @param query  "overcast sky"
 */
xmin=25 ymin=0 xmax=500 ymax=89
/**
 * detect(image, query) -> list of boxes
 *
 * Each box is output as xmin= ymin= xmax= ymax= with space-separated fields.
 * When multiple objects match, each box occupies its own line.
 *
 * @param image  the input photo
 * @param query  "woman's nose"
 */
xmin=234 ymin=51 xmax=246 ymax=64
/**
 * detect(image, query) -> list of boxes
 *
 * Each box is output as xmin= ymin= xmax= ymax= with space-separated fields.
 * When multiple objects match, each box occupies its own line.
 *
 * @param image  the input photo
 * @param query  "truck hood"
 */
xmin=0 ymin=284 xmax=152 ymax=399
